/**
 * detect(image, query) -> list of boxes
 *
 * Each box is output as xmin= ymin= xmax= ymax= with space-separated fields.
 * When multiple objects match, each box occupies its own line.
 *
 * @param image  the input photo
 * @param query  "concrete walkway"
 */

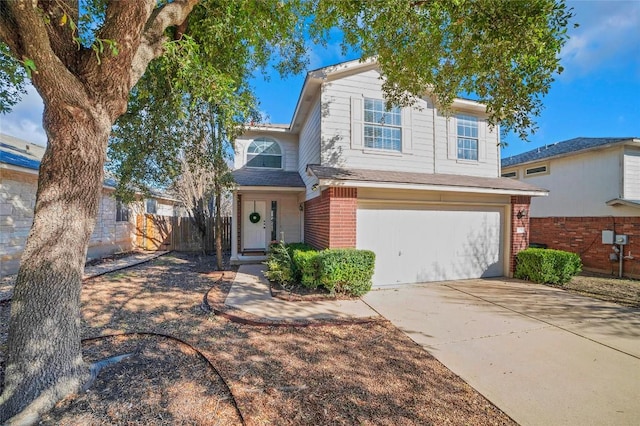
xmin=225 ymin=264 xmax=378 ymax=321
xmin=363 ymin=279 xmax=640 ymax=426
xmin=84 ymin=251 xmax=169 ymax=279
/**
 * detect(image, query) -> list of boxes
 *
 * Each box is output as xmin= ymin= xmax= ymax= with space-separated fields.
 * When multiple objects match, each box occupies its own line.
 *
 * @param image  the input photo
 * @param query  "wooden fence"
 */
xmin=135 ymin=214 xmax=232 ymax=252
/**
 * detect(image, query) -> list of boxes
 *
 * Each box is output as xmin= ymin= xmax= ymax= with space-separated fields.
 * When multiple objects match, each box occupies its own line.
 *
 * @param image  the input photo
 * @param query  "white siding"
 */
xmin=318 ymin=69 xmax=499 ymax=178
xmin=298 ymin=95 xmax=322 ymax=199
xmin=505 ymin=147 xmax=638 ymax=217
xmin=234 ymin=131 xmax=299 ymax=172
xmin=623 ymin=147 xmax=640 ymax=200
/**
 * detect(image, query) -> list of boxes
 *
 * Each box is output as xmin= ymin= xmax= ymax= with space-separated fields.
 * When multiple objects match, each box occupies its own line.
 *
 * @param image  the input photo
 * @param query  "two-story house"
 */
xmin=502 ymin=137 xmax=640 ymax=277
xmin=231 ymin=59 xmax=547 ymax=286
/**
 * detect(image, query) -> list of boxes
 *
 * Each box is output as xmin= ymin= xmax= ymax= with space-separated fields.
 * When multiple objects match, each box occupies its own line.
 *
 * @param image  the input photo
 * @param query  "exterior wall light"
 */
xmin=516 ymin=209 xmax=528 ymax=219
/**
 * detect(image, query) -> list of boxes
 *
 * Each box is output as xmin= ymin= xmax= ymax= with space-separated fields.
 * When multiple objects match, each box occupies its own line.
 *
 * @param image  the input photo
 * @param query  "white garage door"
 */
xmin=357 ymin=204 xmax=504 ymax=286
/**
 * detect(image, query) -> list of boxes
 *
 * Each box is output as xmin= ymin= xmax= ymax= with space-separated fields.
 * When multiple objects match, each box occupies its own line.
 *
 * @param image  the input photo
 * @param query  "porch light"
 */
xmin=311 ymin=183 xmax=319 ymax=191
xmin=516 ymin=209 xmax=527 ymax=219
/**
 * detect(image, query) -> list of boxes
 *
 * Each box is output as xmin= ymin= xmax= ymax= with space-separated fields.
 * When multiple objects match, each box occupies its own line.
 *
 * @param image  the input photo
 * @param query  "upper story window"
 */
xmin=247 ymin=137 xmax=282 ymax=168
xmin=364 ymin=98 xmax=402 ymax=151
xmin=456 ymin=114 xmax=478 ymax=161
xmin=525 ymin=164 xmax=548 ymax=176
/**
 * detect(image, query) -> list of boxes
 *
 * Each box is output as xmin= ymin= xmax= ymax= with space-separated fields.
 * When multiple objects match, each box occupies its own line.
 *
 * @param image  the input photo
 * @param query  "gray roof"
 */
xmin=308 ymin=165 xmax=546 ymax=194
xmin=502 ymin=137 xmax=638 ymax=168
xmin=232 ymin=167 xmax=305 ymax=188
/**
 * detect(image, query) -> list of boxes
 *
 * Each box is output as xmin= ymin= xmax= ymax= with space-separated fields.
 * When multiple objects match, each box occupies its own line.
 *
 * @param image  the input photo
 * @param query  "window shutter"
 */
xmin=478 ymin=119 xmax=487 ymax=162
xmin=351 ymin=96 xmax=363 ymax=149
xmin=401 ymin=107 xmax=413 ymax=153
xmin=447 ymin=116 xmax=457 ymax=159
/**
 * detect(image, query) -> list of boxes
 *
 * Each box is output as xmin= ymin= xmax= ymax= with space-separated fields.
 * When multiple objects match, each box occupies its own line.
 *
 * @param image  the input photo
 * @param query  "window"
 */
xmin=116 ymin=199 xmax=129 ymax=222
xmin=270 ymin=201 xmax=278 ymax=241
xmin=146 ymin=199 xmax=157 ymax=214
xmin=501 ymin=171 xmax=517 ymax=178
xmin=247 ymin=137 xmax=282 ymax=168
xmin=364 ymin=98 xmax=402 ymax=151
xmin=457 ymin=114 xmax=478 ymax=161
xmin=525 ymin=165 xmax=548 ymax=176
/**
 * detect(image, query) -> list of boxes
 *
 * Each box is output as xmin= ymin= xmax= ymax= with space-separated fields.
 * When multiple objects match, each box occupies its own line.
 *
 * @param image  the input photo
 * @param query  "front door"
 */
xmin=243 ymin=200 xmax=266 ymax=250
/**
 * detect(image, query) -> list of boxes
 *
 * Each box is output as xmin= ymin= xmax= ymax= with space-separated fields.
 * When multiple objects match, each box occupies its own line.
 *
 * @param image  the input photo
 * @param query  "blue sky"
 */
xmin=1 ymin=0 xmax=638 ymax=159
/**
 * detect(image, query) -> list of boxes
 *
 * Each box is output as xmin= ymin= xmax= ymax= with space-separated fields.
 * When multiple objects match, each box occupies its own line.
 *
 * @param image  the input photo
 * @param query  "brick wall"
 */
xmin=530 ymin=216 xmax=640 ymax=277
xmin=304 ymin=187 xmax=357 ymax=249
xmin=510 ymin=196 xmax=531 ymax=274
xmin=327 ymin=187 xmax=357 ymax=248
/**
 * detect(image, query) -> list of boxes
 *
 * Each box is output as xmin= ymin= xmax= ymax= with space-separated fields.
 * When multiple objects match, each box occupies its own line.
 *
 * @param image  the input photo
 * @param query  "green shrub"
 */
xmin=263 ymin=240 xmax=294 ymax=287
xmin=515 ymin=248 xmax=582 ymax=285
xmin=292 ymin=249 xmax=320 ymax=288
xmin=286 ymin=242 xmax=315 ymax=282
xmin=316 ymin=249 xmax=375 ymax=296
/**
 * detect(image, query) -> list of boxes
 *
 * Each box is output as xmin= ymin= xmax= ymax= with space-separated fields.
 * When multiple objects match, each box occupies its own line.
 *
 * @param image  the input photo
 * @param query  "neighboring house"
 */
xmin=502 ymin=137 xmax=640 ymax=277
xmin=231 ymin=59 xmax=547 ymax=286
xmin=0 ymin=133 xmax=178 ymax=276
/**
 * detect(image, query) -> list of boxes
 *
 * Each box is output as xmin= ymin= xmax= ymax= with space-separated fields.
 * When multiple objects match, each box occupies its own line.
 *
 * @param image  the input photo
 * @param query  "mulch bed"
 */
xmin=0 ymin=253 xmax=515 ymax=425
xmin=268 ymin=280 xmax=358 ymax=302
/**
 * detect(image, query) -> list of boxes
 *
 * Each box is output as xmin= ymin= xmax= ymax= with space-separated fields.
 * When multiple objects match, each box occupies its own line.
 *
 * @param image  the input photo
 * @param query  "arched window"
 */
xmin=247 ymin=137 xmax=282 ymax=168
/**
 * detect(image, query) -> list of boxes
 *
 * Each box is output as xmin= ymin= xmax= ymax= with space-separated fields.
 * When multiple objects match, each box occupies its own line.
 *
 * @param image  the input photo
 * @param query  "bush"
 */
xmin=263 ymin=240 xmax=294 ymax=287
xmin=515 ymin=248 xmax=582 ymax=285
xmin=292 ymin=249 xmax=320 ymax=288
xmin=316 ymin=249 xmax=376 ymax=296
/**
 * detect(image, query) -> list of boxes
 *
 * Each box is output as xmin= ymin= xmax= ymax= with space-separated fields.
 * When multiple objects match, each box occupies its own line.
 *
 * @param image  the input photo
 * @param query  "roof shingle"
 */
xmin=232 ymin=168 xmax=305 ymax=188
xmin=501 ymin=137 xmax=638 ymax=168
xmin=308 ymin=165 xmax=546 ymax=194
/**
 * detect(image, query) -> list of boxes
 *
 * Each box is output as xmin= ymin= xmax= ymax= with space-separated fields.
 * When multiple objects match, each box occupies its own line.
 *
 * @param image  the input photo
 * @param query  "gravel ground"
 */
xmin=1 ymin=253 xmax=515 ymax=425
xmin=558 ymin=272 xmax=640 ymax=308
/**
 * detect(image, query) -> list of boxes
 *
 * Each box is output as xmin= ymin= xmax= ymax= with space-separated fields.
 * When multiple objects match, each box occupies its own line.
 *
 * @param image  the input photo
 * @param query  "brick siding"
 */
xmin=530 ymin=216 xmax=640 ymax=277
xmin=510 ymin=196 xmax=531 ymax=275
xmin=304 ymin=187 xmax=357 ymax=250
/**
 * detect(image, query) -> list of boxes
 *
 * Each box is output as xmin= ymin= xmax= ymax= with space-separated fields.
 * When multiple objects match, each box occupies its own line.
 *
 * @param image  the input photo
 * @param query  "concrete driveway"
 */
xmin=363 ymin=279 xmax=640 ymax=426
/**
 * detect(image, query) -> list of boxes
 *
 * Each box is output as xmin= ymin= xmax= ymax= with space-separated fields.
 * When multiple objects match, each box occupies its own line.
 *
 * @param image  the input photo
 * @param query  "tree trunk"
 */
xmin=0 ymin=103 xmax=110 ymax=424
xmin=215 ymin=183 xmax=223 ymax=270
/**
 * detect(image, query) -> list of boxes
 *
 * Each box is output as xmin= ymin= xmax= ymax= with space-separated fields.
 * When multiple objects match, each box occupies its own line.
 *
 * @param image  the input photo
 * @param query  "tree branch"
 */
xmin=0 ymin=2 xmax=23 ymax=57
xmin=131 ymin=0 xmax=199 ymax=88
xmin=5 ymin=1 xmax=89 ymax=109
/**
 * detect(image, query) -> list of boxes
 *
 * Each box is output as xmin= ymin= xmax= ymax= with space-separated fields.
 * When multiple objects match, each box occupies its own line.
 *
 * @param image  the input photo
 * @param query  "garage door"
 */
xmin=357 ymin=204 xmax=504 ymax=286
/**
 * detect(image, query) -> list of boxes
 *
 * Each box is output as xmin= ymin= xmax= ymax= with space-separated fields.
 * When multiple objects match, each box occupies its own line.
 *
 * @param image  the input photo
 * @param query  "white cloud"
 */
xmin=561 ymin=0 xmax=640 ymax=76
xmin=0 ymin=84 xmax=46 ymax=146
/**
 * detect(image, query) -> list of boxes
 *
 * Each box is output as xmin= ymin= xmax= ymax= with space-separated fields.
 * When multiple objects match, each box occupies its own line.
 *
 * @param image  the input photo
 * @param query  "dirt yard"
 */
xmin=559 ymin=272 xmax=640 ymax=308
xmin=1 ymin=253 xmax=515 ymax=425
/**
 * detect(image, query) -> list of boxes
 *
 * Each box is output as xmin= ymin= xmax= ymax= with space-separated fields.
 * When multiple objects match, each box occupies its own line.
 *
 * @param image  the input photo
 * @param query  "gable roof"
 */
xmin=288 ymin=58 xmax=487 ymax=134
xmin=308 ymin=165 xmax=547 ymax=196
xmin=502 ymin=137 xmax=639 ymax=168
xmin=232 ymin=167 xmax=305 ymax=188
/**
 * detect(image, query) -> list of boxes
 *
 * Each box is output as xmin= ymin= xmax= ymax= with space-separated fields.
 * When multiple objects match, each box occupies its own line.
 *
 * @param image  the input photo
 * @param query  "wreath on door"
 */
xmin=249 ymin=201 xmax=262 ymax=223
xmin=249 ymin=212 xmax=261 ymax=224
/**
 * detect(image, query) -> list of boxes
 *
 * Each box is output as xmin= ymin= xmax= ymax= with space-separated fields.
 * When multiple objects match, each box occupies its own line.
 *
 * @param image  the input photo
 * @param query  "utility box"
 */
xmin=615 ymin=234 xmax=628 ymax=245
xmin=602 ymin=230 xmax=614 ymax=244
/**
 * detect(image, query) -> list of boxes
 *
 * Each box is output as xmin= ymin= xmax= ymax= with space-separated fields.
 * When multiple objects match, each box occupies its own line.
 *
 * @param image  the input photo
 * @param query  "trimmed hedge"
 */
xmin=515 ymin=248 xmax=582 ymax=285
xmin=265 ymin=242 xmax=376 ymax=296
xmin=316 ymin=249 xmax=376 ymax=296
xmin=292 ymin=249 xmax=320 ymax=288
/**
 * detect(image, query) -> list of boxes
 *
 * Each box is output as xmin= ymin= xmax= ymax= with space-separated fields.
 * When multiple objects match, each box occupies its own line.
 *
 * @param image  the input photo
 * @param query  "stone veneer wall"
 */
xmin=1 ymin=168 xmax=135 ymax=276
